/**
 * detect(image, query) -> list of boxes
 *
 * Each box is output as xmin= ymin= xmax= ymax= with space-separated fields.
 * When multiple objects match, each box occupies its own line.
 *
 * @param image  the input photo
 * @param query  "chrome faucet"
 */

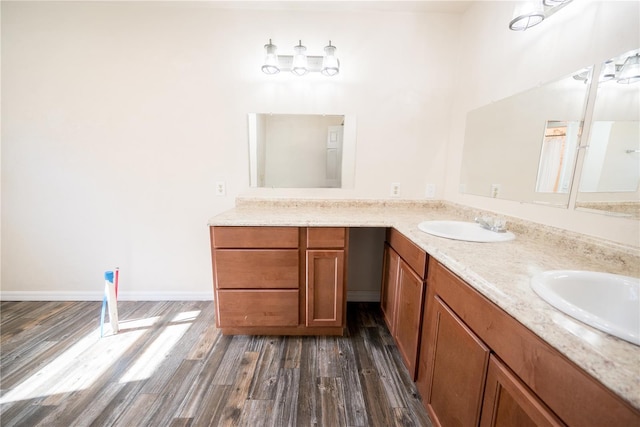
xmin=475 ymin=216 xmax=507 ymax=233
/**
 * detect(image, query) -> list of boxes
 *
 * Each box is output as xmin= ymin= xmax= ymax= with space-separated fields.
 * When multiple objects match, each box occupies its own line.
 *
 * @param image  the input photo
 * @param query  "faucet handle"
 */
xmin=475 ymin=216 xmax=507 ymax=232
xmin=493 ymin=218 xmax=507 ymax=232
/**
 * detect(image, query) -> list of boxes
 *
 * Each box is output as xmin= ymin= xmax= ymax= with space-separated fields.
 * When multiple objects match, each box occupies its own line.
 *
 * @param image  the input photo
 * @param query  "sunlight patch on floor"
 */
xmin=118 ymin=310 xmax=200 ymax=383
xmin=0 ymin=316 xmax=161 ymax=403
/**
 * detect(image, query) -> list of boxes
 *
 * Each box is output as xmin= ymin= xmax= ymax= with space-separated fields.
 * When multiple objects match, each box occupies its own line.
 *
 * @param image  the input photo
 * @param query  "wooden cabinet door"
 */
xmin=481 ymin=356 xmax=565 ymax=427
xmin=423 ymin=295 xmax=490 ymax=427
xmin=380 ymin=244 xmax=400 ymax=333
xmin=306 ymin=250 xmax=345 ymax=327
xmin=393 ymin=259 xmax=425 ymax=379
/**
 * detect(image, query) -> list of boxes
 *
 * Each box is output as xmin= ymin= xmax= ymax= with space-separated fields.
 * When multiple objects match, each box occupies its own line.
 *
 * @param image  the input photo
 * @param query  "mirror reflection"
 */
xmin=576 ymin=48 xmax=640 ymax=219
xmin=248 ymin=113 xmax=356 ymax=189
xmin=535 ymin=120 xmax=582 ymax=194
xmin=460 ymin=68 xmax=591 ymax=207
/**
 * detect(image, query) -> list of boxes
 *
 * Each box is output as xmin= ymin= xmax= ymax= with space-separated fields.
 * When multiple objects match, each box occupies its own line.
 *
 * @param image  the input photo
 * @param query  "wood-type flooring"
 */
xmin=0 ymin=300 xmax=432 ymax=427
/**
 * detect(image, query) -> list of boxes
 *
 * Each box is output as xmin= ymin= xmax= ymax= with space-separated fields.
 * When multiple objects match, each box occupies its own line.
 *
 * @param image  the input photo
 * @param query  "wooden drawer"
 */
xmin=212 ymin=226 xmax=298 ymax=248
xmin=214 ymin=249 xmax=299 ymax=289
xmin=388 ymin=228 xmax=427 ymax=279
xmin=307 ymin=227 xmax=346 ymax=248
xmin=216 ymin=290 xmax=299 ymax=327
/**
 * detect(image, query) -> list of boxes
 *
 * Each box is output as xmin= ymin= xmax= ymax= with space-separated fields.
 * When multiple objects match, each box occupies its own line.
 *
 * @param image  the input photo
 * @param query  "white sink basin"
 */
xmin=417 ymin=220 xmax=515 ymax=243
xmin=531 ymin=270 xmax=640 ymax=345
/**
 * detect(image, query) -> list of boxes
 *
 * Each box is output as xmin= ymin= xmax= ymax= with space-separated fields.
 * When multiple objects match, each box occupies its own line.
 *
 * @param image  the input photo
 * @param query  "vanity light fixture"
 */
xmin=509 ymin=0 xmax=573 ymax=31
xmin=261 ymin=39 xmax=280 ymax=75
xmin=617 ymin=53 xmax=640 ymax=84
xmin=261 ymin=39 xmax=340 ymax=76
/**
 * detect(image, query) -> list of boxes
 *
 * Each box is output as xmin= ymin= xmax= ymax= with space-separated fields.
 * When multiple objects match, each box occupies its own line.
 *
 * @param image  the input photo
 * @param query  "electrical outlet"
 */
xmin=390 ymin=182 xmax=401 ymax=197
xmin=425 ymin=183 xmax=436 ymax=198
xmin=490 ymin=184 xmax=501 ymax=198
xmin=215 ymin=181 xmax=226 ymax=196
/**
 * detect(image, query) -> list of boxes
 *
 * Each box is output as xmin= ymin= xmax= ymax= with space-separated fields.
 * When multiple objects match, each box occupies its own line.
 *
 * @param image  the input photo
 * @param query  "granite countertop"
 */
xmin=208 ymin=198 xmax=640 ymax=410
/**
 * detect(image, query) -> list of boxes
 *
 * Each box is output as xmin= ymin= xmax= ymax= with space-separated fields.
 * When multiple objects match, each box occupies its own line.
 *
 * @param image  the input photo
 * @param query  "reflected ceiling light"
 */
xmin=600 ymin=60 xmax=616 ymax=82
xmin=572 ymin=68 xmax=591 ymax=84
xmin=261 ymin=39 xmax=340 ymax=77
xmin=509 ymin=0 xmax=573 ymax=31
xmin=617 ymin=53 xmax=640 ymax=84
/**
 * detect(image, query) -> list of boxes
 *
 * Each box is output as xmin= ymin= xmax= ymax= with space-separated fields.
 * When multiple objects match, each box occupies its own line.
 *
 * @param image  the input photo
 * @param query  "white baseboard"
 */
xmin=347 ymin=290 xmax=380 ymax=302
xmin=0 ymin=291 xmax=214 ymax=301
xmin=3 ymin=290 xmax=372 ymax=302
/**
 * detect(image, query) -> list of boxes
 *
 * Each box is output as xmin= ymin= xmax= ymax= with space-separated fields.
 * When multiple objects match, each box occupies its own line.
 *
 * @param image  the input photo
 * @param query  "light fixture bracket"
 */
xmin=272 ymin=55 xmax=324 ymax=73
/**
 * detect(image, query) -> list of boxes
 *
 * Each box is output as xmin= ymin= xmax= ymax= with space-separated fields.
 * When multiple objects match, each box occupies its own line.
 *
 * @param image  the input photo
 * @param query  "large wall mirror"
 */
xmin=460 ymin=68 xmax=592 ymax=208
xmin=248 ymin=113 xmax=357 ymax=189
xmin=576 ymin=49 xmax=640 ymax=219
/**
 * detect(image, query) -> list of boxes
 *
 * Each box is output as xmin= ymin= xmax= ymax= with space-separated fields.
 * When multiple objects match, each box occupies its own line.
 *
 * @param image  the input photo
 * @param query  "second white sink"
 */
xmin=418 ymin=220 xmax=515 ymax=243
xmin=531 ymin=270 xmax=640 ymax=345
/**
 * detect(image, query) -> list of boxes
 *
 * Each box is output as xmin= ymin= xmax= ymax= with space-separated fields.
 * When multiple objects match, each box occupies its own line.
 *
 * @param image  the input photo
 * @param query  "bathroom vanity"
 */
xmin=211 ymin=226 xmax=348 ymax=335
xmin=417 ymin=258 xmax=635 ymax=426
xmin=208 ymin=199 xmax=640 ymax=426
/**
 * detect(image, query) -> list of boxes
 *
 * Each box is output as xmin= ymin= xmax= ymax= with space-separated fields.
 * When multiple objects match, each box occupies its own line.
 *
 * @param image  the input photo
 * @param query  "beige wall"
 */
xmin=2 ymin=1 xmax=638 ymax=300
xmin=1 ymin=2 xmax=460 ymax=298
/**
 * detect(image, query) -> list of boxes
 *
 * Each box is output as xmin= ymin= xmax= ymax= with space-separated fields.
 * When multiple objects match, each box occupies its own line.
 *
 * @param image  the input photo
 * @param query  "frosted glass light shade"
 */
xmin=509 ymin=0 xmax=545 ymax=31
xmin=600 ymin=60 xmax=616 ymax=82
xmin=261 ymin=41 xmax=279 ymax=75
xmin=321 ymin=42 xmax=340 ymax=76
xmin=617 ymin=54 xmax=640 ymax=84
xmin=291 ymin=41 xmax=308 ymax=76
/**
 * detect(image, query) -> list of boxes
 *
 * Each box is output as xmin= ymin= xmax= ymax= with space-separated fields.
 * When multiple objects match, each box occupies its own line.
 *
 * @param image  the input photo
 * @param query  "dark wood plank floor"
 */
xmin=0 ymin=300 xmax=432 ymax=427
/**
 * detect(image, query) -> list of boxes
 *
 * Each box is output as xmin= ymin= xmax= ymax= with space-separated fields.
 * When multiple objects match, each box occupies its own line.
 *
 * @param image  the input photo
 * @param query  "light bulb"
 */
xmin=509 ymin=0 xmax=545 ymax=31
xmin=543 ymin=0 xmax=570 ymax=6
xmin=291 ymin=41 xmax=308 ymax=76
xmin=261 ymin=40 xmax=279 ymax=75
xmin=321 ymin=41 xmax=340 ymax=77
